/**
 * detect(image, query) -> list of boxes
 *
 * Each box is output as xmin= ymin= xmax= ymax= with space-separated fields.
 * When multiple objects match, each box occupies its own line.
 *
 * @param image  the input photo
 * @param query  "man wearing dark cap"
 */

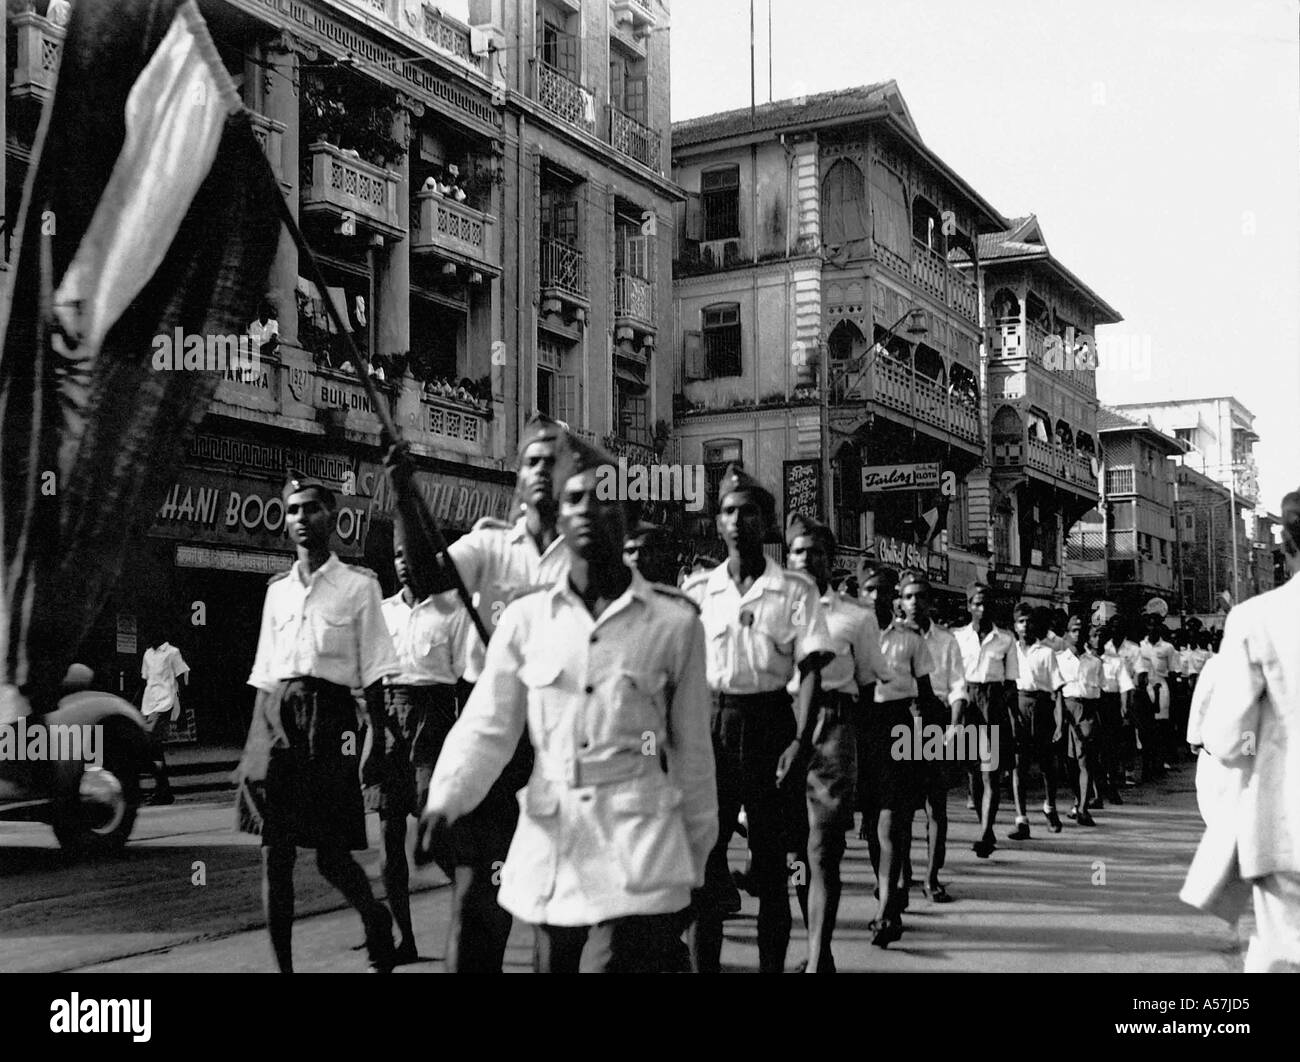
xmin=414 ymin=412 xmax=573 ymax=972
xmin=236 ymin=474 xmax=400 ymax=973
xmin=683 ymin=466 xmax=833 ymax=973
xmin=785 ymin=512 xmax=887 ymax=971
xmin=419 ymin=435 xmax=717 ymax=972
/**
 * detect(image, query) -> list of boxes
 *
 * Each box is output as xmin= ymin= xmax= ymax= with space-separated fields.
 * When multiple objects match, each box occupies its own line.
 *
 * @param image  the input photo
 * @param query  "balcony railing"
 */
xmin=423 ymin=394 xmax=490 ymax=457
xmin=852 ymin=356 xmax=981 ymax=444
xmin=911 ymin=240 xmax=948 ymax=301
xmin=536 ymin=62 xmax=597 ymax=134
xmin=610 ymin=108 xmax=662 ymax=171
xmin=540 ymin=238 xmax=587 ymax=301
xmin=412 ymin=190 xmax=500 ymax=273
xmin=302 ymin=142 xmax=404 ymax=238
xmin=10 ymin=11 xmax=65 ymax=102
xmin=422 ymin=5 xmax=487 ymax=73
xmin=248 ymin=110 xmax=287 ymax=185
xmin=614 ymin=271 xmax=653 ymax=327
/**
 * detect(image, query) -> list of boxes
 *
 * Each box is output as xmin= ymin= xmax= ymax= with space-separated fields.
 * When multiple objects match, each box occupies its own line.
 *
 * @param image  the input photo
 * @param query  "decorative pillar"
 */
xmin=263 ymin=34 xmax=306 ymax=345
xmin=375 ymin=99 xmax=418 ymax=362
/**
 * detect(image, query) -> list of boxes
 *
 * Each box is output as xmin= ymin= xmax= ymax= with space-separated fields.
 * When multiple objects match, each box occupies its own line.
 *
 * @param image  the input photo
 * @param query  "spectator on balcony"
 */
xmin=248 ymin=298 xmax=279 ymax=361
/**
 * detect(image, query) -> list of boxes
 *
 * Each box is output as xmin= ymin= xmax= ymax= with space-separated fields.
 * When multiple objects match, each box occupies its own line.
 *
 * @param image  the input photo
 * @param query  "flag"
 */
xmin=0 ymin=0 xmax=280 ymax=713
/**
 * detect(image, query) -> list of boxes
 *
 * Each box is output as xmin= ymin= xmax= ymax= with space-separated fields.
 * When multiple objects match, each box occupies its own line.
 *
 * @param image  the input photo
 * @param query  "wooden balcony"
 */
xmin=989 ymin=320 xmax=1096 ymax=396
xmin=411 ymin=190 xmax=500 ymax=276
xmin=609 ymin=107 xmax=662 ymax=172
xmin=248 ymin=110 xmax=287 ymax=186
xmin=301 ymin=142 xmax=404 ymax=240
xmin=536 ymin=62 xmax=597 ymax=135
xmin=1007 ymin=435 xmax=1099 ymax=494
xmin=872 ymin=237 xmax=981 ymax=325
xmin=9 ymin=11 xmax=65 ymax=103
xmin=845 ymin=356 xmax=982 ymax=446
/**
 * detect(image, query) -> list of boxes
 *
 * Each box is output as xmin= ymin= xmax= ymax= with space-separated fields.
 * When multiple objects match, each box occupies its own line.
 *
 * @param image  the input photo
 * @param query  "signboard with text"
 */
xmin=872 ymin=534 xmax=949 ymax=585
xmin=783 ymin=460 xmax=822 ymax=525
xmin=861 ymin=462 xmax=941 ymax=493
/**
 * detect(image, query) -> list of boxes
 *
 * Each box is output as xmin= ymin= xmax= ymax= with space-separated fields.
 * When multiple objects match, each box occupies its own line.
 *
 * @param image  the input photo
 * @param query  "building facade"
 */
xmin=1065 ymin=407 xmax=1180 ymax=614
xmin=670 ymin=83 xmax=1005 ymax=603
xmin=1173 ymin=465 xmax=1257 ymax=615
xmin=954 ymin=215 xmax=1119 ymax=607
xmin=4 ymin=0 xmax=677 ymax=743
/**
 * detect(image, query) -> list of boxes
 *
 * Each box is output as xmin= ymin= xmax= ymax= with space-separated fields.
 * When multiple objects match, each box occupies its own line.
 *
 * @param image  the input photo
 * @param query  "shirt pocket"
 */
xmin=607 ymin=784 xmax=695 ymax=894
xmin=603 ymin=668 xmax=667 ymax=744
xmin=507 ymin=777 xmax=560 ymax=901
xmin=312 ymin=606 xmax=353 ymax=662
xmin=519 ymin=657 xmax=565 ymax=737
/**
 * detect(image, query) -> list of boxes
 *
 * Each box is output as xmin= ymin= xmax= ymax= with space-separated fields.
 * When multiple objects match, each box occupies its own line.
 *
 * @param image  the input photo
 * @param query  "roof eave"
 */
xmin=970 ymin=252 xmax=1123 ymax=324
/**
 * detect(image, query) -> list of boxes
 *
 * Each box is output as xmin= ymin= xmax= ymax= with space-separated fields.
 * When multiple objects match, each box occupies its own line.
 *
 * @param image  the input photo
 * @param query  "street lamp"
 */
xmin=817 ymin=307 xmax=929 ymax=536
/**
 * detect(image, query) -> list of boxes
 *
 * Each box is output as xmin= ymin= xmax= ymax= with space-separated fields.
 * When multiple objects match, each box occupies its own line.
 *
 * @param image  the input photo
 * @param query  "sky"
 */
xmin=442 ymin=0 xmax=1299 ymax=510
xmin=669 ymin=0 xmax=1300 ymax=512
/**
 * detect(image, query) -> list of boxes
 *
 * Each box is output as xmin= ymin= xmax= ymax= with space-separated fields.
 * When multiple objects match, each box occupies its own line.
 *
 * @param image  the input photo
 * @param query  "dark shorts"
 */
xmin=863 ymin=698 xmax=923 ymax=812
xmin=236 ymin=678 xmax=367 ymax=850
xmin=1063 ymin=697 xmax=1098 ymax=764
xmin=376 ymin=683 xmax=458 ymax=819
xmin=806 ymin=697 xmax=858 ymax=830
xmin=144 ymin=711 xmax=173 ymax=745
xmin=1009 ymin=689 xmax=1056 ymax=763
xmin=963 ymin=682 xmax=1010 ymax=773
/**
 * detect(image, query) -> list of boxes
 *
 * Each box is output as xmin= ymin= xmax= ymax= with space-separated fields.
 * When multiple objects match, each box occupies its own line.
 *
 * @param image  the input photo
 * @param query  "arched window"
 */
xmin=821 ymin=159 xmax=867 ymax=246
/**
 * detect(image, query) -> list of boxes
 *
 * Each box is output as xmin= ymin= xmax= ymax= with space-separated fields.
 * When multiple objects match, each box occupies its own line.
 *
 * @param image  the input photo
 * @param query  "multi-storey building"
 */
xmin=1065 ymin=407 xmax=1180 ymax=614
xmin=670 ymin=83 xmax=1005 ymax=601
xmin=3 ymin=0 xmax=677 ymax=743
xmin=1173 ymin=465 xmax=1256 ymax=614
xmin=952 ymin=215 xmax=1121 ymax=607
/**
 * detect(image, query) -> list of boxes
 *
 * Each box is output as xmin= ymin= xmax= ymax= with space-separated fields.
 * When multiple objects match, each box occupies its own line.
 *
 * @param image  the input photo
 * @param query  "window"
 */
xmin=536 ymin=363 xmax=555 ymax=417
xmin=538 ymin=337 xmax=579 ymax=426
xmin=704 ymin=440 xmax=742 ymax=515
xmin=1105 ymin=468 xmax=1135 ymax=495
xmin=540 ymin=5 xmax=580 ymax=79
xmin=821 ymin=159 xmax=867 ymax=246
xmin=615 ymin=380 xmax=650 ymax=446
xmin=1159 ymin=539 xmax=1168 ymax=565
xmin=1138 ymin=533 xmax=1153 ymax=561
xmin=1174 ymin=427 xmax=1195 ymax=449
xmin=702 ymin=303 xmax=742 ymax=378
xmin=540 ymin=184 xmax=579 ymax=245
xmin=869 ymin=165 xmax=911 ymax=260
xmin=610 ymin=46 xmax=648 ymax=124
xmin=1183 ymin=512 xmax=1194 ymax=530
xmin=702 ymin=167 xmax=740 ymax=242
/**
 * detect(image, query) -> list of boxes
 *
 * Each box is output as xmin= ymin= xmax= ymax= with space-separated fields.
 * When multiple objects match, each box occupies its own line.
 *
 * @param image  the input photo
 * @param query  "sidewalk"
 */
xmin=156 ymin=742 xmax=243 ymax=799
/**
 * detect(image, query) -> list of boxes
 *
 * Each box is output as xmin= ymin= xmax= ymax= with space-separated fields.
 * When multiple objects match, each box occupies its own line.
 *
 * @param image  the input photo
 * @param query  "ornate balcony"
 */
xmin=609 ymin=107 xmax=662 ymax=172
xmin=611 ymin=0 xmax=657 ymax=32
xmin=411 ymin=190 xmax=500 ymax=276
xmin=301 ymin=142 xmax=404 ymax=240
xmin=540 ymin=238 xmax=588 ymax=318
xmin=420 ymin=394 xmax=491 ymax=458
xmin=536 ymin=62 xmax=597 ymax=135
xmin=848 ymin=356 xmax=982 ymax=445
xmin=420 ymin=4 xmax=488 ymax=73
xmin=248 ymin=110 xmax=288 ymax=186
xmin=614 ymin=270 xmax=654 ymax=335
xmin=911 ymin=239 xmax=947 ymax=302
xmin=9 ymin=11 xmax=65 ymax=103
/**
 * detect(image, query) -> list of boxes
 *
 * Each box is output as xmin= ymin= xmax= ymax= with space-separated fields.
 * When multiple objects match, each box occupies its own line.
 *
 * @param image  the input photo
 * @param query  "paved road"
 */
xmin=0 ymin=760 xmax=1246 ymax=973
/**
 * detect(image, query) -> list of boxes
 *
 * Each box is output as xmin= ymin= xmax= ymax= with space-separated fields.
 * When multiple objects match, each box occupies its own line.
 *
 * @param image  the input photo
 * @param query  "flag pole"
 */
xmin=247 ymin=123 xmax=490 ymax=646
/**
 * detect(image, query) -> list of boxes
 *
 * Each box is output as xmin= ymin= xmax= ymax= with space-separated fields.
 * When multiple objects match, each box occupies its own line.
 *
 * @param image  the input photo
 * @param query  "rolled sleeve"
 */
xmin=944 ymin=641 xmax=968 ymax=706
xmin=425 ymin=604 xmax=530 ymax=822
xmin=447 ymin=531 xmax=486 ymax=593
xmin=793 ymin=583 xmax=834 ymax=664
xmin=854 ymin=613 xmax=889 ymax=688
xmin=356 ymin=580 xmax=400 ymax=689
xmin=247 ymin=595 xmax=278 ymax=693
xmin=667 ymin=616 xmax=719 ymax=884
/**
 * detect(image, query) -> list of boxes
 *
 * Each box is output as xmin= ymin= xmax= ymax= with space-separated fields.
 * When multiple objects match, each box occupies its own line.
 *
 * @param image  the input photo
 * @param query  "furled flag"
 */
xmin=0 ymin=0 xmax=280 ymax=715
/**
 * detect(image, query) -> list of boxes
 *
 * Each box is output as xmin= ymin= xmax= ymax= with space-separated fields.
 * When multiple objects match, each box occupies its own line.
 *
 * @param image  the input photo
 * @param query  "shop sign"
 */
xmin=357 ymin=462 xmax=514 ymax=531
xmin=872 ymin=534 xmax=949 ymax=584
xmin=861 ymin=462 xmax=941 ymax=493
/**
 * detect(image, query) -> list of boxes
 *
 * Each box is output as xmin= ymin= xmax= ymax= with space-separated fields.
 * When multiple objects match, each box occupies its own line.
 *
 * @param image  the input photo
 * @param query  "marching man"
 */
xmin=417 ymin=435 xmax=717 ymax=972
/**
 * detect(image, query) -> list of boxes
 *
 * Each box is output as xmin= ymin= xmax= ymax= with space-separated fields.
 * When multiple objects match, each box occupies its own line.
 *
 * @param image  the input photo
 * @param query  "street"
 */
xmin=0 ymin=761 xmax=1245 ymax=973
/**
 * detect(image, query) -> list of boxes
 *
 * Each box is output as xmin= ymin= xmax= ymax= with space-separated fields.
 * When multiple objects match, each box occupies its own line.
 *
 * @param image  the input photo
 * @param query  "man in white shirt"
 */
xmin=139 ymin=636 xmax=189 ymax=806
xmin=785 ymin=513 xmax=887 ymax=971
xmin=953 ymin=583 xmax=1018 ymax=857
xmin=418 ymin=435 xmax=716 ymax=972
xmin=1198 ymin=491 xmax=1300 ymax=971
xmin=237 ymin=475 xmax=400 ymax=973
xmin=1010 ymin=605 xmax=1065 ymax=839
xmin=1058 ymin=616 xmax=1104 ymax=826
xmin=373 ymin=524 xmax=477 ymax=966
xmin=682 ymin=466 xmax=833 ymax=973
xmin=898 ymin=570 xmax=966 ymax=903
xmin=1140 ymin=606 xmax=1180 ymax=774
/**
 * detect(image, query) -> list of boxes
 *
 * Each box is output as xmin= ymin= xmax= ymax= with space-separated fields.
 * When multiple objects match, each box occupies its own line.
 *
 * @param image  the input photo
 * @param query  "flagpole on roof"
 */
xmin=244 ymin=126 xmax=490 ymax=647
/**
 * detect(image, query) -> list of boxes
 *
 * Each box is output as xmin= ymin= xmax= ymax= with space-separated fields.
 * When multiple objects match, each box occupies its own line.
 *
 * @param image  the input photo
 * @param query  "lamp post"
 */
xmin=818 ymin=307 xmax=929 ymax=537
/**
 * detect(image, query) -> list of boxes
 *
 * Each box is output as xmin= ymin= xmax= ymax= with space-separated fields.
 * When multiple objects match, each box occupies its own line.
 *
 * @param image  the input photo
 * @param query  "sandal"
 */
xmin=923 ymin=883 xmax=954 ymax=903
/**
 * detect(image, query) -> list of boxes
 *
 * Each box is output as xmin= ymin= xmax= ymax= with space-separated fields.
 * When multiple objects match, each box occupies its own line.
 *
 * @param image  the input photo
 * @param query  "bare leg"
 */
xmin=380 ymin=815 xmax=415 ymax=953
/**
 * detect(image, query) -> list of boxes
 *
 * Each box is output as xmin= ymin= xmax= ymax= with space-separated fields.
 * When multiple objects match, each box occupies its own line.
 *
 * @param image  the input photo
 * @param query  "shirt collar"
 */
xmin=510 ymin=515 xmax=567 ymax=560
xmin=707 ymin=555 xmax=784 ymax=601
xmin=550 ymin=569 xmax=648 ymax=625
xmin=292 ymin=552 xmax=341 ymax=588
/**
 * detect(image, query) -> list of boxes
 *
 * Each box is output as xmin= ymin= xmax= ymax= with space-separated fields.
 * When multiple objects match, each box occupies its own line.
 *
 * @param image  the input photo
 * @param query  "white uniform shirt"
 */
xmin=1098 ymin=641 xmax=1138 ymax=694
xmin=1057 ymin=647 xmax=1103 ymax=700
xmin=683 ymin=558 xmax=832 ymax=695
xmin=448 ymin=516 xmax=571 ymax=637
xmin=953 ymin=624 xmax=1020 ymax=685
xmin=247 ymin=554 xmax=398 ymax=692
xmin=1121 ymin=639 xmax=1151 ymax=680
xmin=788 ymin=590 xmax=889 ymax=696
xmin=1016 ymin=641 xmax=1064 ymax=693
xmin=140 ymin=643 xmax=189 ymax=718
xmin=918 ymin=622 xmax=967 ymax=707
xmin=381 ymin=589 xmax=476 ymax=686
xmin=875 ymin=621 xmax=934 ymax=703
xmin=1187 ymin=647 xmax=1211 ymax=675
xmin=426 ymin=573 xmax=718 ymax=926
xmin=1141 ymin=637 xmax=1179 ymax=684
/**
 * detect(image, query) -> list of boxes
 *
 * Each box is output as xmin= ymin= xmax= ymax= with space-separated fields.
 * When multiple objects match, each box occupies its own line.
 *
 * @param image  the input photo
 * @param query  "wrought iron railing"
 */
xmin=541 ymin=238 xmax=587 ymax=299
xmin=609 ymin=107 xmax=662 ymax=171
xmin=536 ymin=62 xmax=596 ymax=134
xmin=614 ymin=271 xmax=653 ymax=325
